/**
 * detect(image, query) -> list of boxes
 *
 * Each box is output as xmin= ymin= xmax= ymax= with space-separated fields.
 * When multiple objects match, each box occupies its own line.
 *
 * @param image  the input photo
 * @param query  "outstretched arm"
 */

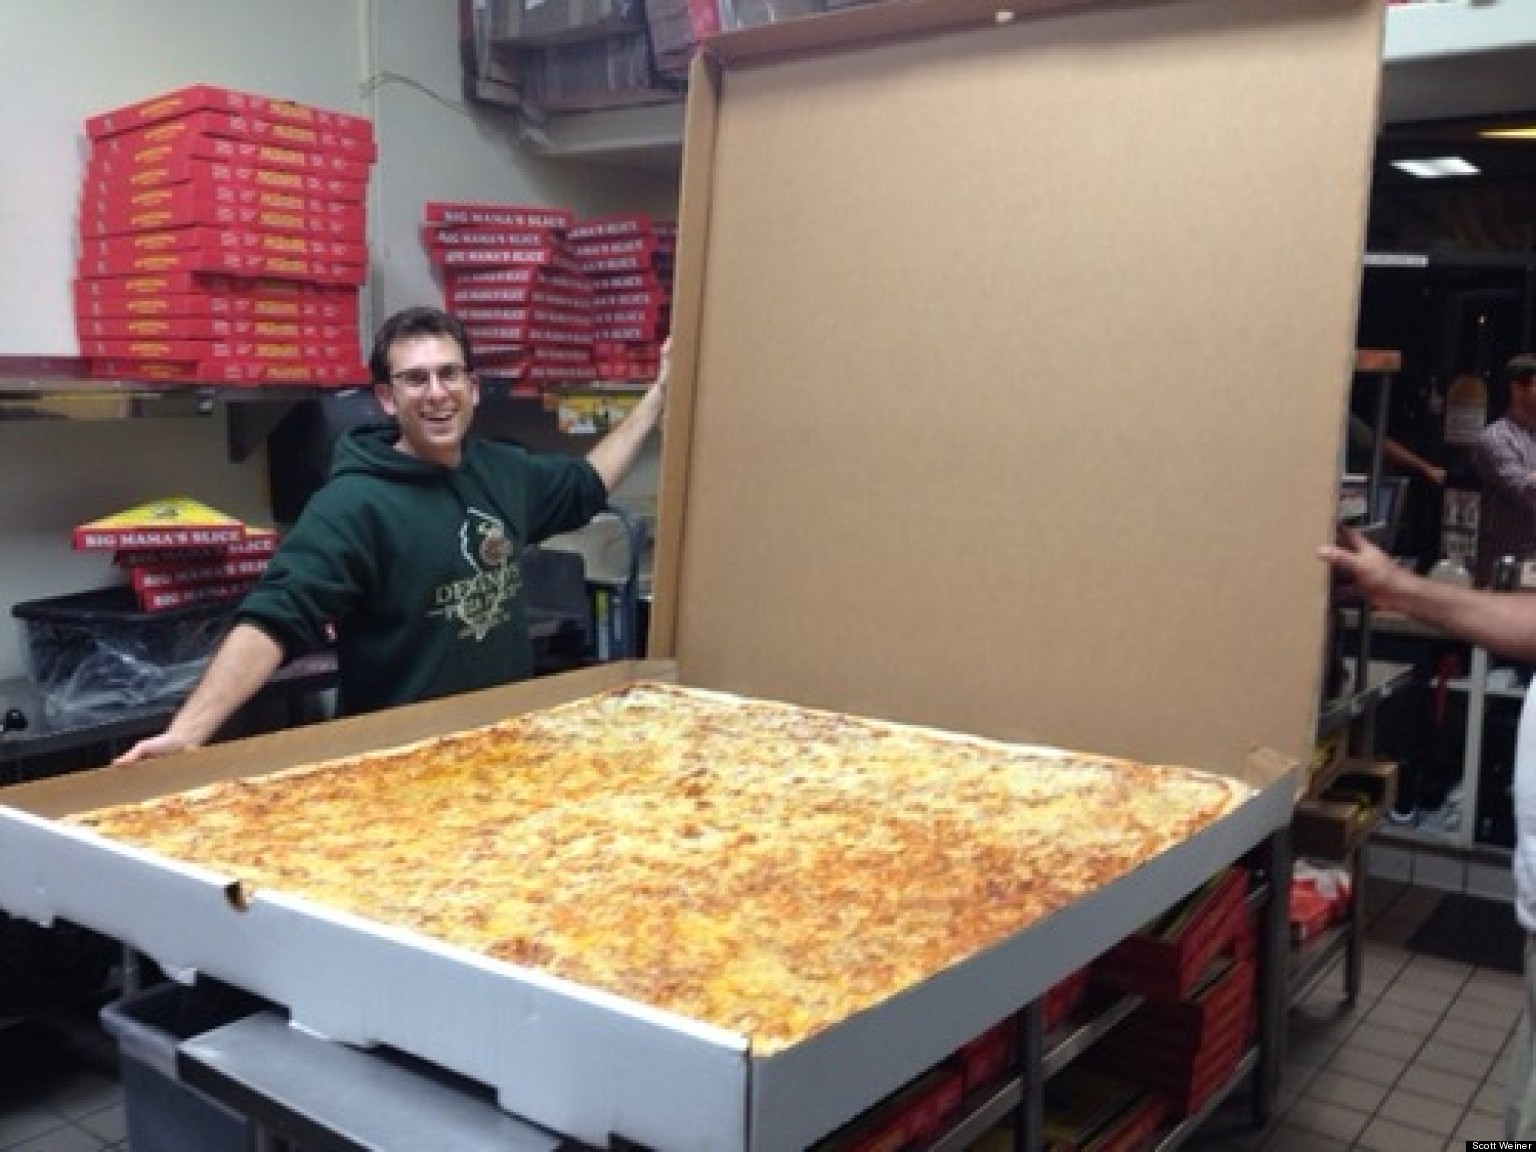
xmin=1319 ymin=527 xmax=1536 ymax=660
xmin=1380 ymin=437 xmax=1445 ymax=487
xmin=113 ymin=622 xmax=285 ymax=763
xmin=586 ymin=340 xmax=669 ymax=493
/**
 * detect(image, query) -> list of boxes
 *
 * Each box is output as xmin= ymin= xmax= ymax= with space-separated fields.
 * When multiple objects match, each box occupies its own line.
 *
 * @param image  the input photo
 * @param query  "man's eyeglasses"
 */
xmin=390 ymin=363 xmax=471 ymax=390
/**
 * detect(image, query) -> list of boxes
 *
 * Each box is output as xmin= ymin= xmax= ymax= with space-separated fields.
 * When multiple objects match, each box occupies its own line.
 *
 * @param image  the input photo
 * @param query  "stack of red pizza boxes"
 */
xmin=71 ymin=498 xmax=278 ymax=613
xmin=424 ymin=201 xmax=596 ymax=394
xmin=114 ymin=531 xmax=279 ymax=613
xmin=571 ymin=214 xmax=674 ymax=382
xmin=74 ymin=84 xmax=375 ymax=387
xmin=1084 ymin=866 xmax=1258 ymax=1122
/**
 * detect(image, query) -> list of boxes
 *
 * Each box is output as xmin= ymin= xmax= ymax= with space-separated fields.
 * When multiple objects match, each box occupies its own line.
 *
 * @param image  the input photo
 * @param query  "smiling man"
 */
xmin=117 ymin=306 xmax=667 ymax=762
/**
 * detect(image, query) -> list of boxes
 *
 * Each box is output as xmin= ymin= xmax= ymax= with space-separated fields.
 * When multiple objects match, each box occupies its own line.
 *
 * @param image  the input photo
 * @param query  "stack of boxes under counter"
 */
xmin=72 ymin=497 xmax=277 ymax=614
xmin=809 ymin=864 xmax=1259 ymax=1151
xmin=73 ymin=84 xmax=375 ymax=387
xmin=423 ymin=202 xmax=673 ymax=396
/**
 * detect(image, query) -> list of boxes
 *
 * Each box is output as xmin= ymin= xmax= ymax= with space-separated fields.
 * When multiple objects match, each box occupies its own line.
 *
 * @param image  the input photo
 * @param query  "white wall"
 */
xmin=0 ymin=0 xmax=368 ymax=355
xmin=0 ymin=0 xmax=678 ymax=682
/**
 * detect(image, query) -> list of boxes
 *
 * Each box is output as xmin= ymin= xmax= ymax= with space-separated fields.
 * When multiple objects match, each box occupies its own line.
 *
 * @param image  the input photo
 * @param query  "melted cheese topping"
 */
xmin=68 ymin=682 xmax=1252 ymax=1053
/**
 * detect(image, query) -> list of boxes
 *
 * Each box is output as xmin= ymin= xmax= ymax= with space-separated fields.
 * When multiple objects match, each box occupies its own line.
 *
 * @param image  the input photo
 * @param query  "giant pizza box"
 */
xmin=0 ymin=0 xmax=1384 ymax=1149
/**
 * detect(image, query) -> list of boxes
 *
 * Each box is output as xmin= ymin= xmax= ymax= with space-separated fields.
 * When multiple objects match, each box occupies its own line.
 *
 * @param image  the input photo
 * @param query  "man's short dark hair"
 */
xmin=368 ymin=307 xmax=475 ymax=385
xmin=1507 ymin=353 xmax=1536 ymax=386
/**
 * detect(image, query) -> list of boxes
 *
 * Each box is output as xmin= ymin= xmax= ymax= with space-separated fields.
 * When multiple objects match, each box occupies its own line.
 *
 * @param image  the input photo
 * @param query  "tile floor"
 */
xmin=0 ymin=996 xmax=124 ymax=1151
xmin=0 ymin=876 xmax=1521 ymax=1151
xmin=1188 ymin=876 xmax=1520 ymax=1152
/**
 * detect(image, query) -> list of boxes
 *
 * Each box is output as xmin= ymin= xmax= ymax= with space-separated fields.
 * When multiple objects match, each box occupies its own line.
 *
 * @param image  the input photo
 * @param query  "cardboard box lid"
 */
xmin=651 ymin=0 xmax=1386 ymax=782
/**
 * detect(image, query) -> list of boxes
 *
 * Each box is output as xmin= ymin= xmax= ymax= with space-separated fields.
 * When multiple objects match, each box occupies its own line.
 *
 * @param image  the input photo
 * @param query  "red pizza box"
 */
xmin=496 ymin=361 xmax=600 ymax=384
xmin=446 ymin=283 xmax=592 ymax=309
xmin=116 ymin=530 xmax=279 ymax=569
xmin=137 ymin=579 xmax=257 ymax=614
xmin=462 ymin=324 xmax=595 ymax=347
xmin=92 ymin=108 xmax=377 ymax=161
xmin=444 ymin=265 xmax=592 ymax=293
xmin=594 ymin=306 xmax=665 ymax=328
xmin=571 ymin=235 xmax=660 ymax=262
xmin=1289 ymin=885 xmax=1336 ymax=944
xmin=1091 ymin=867 xmax=1248 ymax=1002
xmin=1089 ymin=1006 xmax=1249 ymax=1100
xmin=78 ymin=248 xmax=367 ymax=286
xmin=587 ymin=270 xmax=668 ymax=292
xmin=452 ymin=305 xmax=595 ymax=326
xmin=82 ymin=196 xmax=366 ymax=243
xmin=78 ymin=315 xmax=359 ymax=345
xmin=423 ymin=201 xmax=574 ymax=230
xmin=819 ymin=1063 xmax=965 ymax=1152
xmin=526 ymin=347 xmax=596 ymax=366
xmin=74 ymin=288 xmax=359 ymax=323
xmin=1094 ymin=968 xmax=1254 ymax=1063
xmin=196 ymin=360 xmax=369 ymax=388
xmin=461 ymin=308 xmax=592 ymax=332
xmin=84 ymin=356 xmax=203 ymax=382
xmin=957 ymin=1017 xmax=1016 ymax=1093
xmin=568 ymin=214 xmax=658 ymax=241
xmin=424 ymin=226 xmax=568 ymax=250
xmin=1152 ymin=1033 xmax=1248 ymax=1119
xmin=87 ymin=358 xmax=368 ymax=388
xmin=1043 ymin=967 xmax=1092 ymax=1033
xmin=433 ymin=245 xmax=583 ymax=274
xmin=592 ymin=362 xmax=658 ymax=382
xmin=80 ymin=226 xmax=368 ymax=267
xmin=1128 ymin=958 xmax=1254 ymax=1035
xmin=577 ymin=252 xmax=660 ymax=276
xmin=80 ymin=337 xmax=356 ymax=363
xmin=87 ymin=84 xmax=374 ymax=143
xmin=448 ymin=290 xmax=593 ymax=316
xmin=84 ymin=155 xmax=369 ymax=203
xmin=594 ymin=287 xmax=669 ymax=309
xmin=86 ymin=179 xmax=367 ymax=226
xmin=129 ymin=555 xmax=271 ymax=593
xmin=593 ymin=323 xmax=662 ymax=343
xmin=73 ymin=498 xmax=250 ymax=552
xmin=91 ymin=131 xmax=374 ymax=185
xmin=74 ymin=272 xmax=347 ymax=299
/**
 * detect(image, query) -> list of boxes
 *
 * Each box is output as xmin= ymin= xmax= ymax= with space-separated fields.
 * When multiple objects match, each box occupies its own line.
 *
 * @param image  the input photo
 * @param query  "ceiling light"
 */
xmin=1478 ymin=127 xmax=1536 ymax=140
xmin=1390 ymin=156 xmax=1480 ymax=179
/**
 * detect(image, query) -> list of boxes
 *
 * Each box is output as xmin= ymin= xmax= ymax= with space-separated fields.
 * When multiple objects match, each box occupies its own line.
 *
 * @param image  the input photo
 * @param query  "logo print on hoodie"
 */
xmin=432 ymin=508 xmax=522 ymax=641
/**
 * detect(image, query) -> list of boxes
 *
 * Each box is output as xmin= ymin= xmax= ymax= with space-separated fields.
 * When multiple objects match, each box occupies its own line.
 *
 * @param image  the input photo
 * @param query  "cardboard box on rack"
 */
xmin=508 ymin=0 xmax=647 ymax=46
xmin=1090 ymin=868 xmax=1249 ymax=1001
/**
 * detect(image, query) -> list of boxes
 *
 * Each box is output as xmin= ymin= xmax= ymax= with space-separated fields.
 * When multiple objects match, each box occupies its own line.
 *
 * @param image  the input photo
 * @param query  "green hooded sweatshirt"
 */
xmin=236 ymin=422 xmax=608 ymax=717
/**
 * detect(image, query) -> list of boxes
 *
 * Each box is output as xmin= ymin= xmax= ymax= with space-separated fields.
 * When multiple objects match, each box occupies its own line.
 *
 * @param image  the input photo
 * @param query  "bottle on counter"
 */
xmin=1428 ymin=555 xmax=1473 ymax=587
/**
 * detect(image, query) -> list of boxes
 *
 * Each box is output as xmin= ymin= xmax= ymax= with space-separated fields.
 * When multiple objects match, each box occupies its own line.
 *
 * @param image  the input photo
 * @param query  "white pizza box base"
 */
xmin=0 ymin=661 xmax=1297 ymax=1152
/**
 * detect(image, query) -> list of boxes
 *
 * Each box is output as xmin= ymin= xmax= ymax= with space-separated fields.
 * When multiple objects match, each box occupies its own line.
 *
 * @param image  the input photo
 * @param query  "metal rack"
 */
xmin=1293 ymin=349 xmax=1409 ymax=1009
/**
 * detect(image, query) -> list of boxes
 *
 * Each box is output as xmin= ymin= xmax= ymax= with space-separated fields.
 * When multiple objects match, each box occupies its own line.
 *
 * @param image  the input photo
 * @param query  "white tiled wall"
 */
xmin=1367 ymin=830 xmax=1517 ymax=904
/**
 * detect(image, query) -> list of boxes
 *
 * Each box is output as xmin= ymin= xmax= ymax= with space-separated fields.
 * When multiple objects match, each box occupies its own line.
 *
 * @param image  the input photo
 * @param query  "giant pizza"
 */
xmin=67 ymin=681 xmax=1252 ymax=1053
